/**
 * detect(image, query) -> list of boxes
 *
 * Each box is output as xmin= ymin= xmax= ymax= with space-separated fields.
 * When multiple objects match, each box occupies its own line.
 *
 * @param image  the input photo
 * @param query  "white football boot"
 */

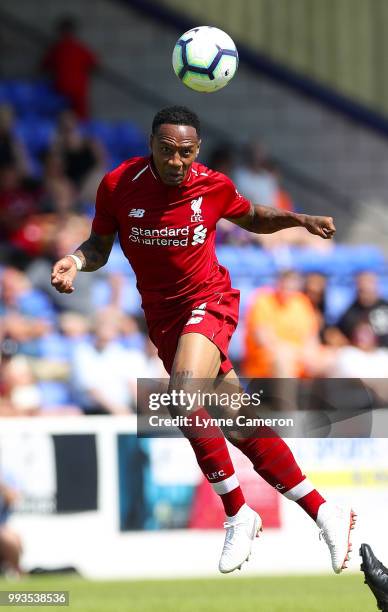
xmin=316 ymin=502 xmax=357 ymax=573
xmin=219 ymin=504 xmax=262 ymax=574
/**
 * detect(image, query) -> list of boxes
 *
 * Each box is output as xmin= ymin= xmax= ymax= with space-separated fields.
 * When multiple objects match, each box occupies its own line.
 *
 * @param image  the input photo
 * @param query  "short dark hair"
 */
xmin=152 ymin=106 xmax=200 ymax=136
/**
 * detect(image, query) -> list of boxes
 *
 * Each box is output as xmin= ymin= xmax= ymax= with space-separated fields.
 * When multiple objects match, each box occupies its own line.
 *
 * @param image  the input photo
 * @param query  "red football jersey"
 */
xmin=92 ymin=156 xmax=251 ymax=322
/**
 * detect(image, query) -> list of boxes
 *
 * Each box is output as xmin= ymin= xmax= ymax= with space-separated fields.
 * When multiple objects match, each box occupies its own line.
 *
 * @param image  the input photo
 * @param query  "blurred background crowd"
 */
xmin=0 ymin=15 xmax=388 ymax=418
xmin=1 ymin=0 xmax=388 ymax=586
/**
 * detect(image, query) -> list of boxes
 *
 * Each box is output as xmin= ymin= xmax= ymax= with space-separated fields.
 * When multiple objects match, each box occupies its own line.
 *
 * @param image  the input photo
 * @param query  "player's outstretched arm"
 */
xmin=51 ymin=230 xmax=116 ymax=294
xmin=229 ymin=203 xmax=336 ymax=239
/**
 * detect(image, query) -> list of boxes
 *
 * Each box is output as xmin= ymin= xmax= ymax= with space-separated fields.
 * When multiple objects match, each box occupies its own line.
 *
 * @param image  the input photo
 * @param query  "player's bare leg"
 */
xmin=169 ymin=333 xmax=262 ymax=573
xmin=219 ymin=369 xmax=356 ymax=573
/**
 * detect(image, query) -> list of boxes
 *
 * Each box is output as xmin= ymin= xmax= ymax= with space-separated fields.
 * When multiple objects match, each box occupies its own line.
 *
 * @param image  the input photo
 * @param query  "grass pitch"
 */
xmin=0 ymin=573 xmax=375 ymax=611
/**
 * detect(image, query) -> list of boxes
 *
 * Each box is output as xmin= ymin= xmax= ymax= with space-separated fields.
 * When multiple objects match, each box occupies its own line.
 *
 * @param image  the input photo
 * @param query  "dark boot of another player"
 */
xmin=360 ymin=543 xmax=388 ymax=611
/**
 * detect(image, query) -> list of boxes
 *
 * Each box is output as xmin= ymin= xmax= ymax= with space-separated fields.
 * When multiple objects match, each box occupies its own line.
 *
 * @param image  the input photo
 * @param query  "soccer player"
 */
xmin=51 ymin=106 xmax=355 ymax=574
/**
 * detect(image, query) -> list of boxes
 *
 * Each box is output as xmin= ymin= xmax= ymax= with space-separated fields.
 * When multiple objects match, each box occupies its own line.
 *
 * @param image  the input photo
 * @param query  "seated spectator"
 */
xmin=0 ymin=355 xmax=41 ymax=416
xmin=58 ymin=311 xmax=90 ymax=347
xmin=70 ymin=308 xmax=149 ymax=414
xmin=26 ymin=215 xmax=94 ymax=315
xmin=41 ymin=16 xmax=99 ymax=119
xmin=303 ymin=272 xmax=328 ymax=337
xmin=264 ymin=159 xmax=294 ymax=212
xmin=207 ymin=144 xmax=235 ymax=176
xmin=234 ymin=141 xmax=278 ymax=207
xmin=0 ymin=105 xmax=30 ymax=176
xmin=143 ymin=337 xmax=168 ymax=378
xmin=38 ymin=150 xmax=78 ymax=216
xmin=93 ymin=271 xmax=143 ymax=316
xmin=337 ymin=271 xmax=388 ymax=347
xmin=50 ymin=110 xmax=106 ymax=200
xmin=0 ymin=476 xmax=23 ymax=576
xmin=329 ymin=322 xmax=388 ymax=378
xmin=120 ymin=313 xmax=146 ymax=352
xmin=0 ymin=267 xmax=55 ymax=321
xmin=0 ymin=164 xmax=39 ymax=257
xmin=243 ymin=270 xmax=321 ymax=378
xmin=1 ymin=313 xmax=51 ymax=360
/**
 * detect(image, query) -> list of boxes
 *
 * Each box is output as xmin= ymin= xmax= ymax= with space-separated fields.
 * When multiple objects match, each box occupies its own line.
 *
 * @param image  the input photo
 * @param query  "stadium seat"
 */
xmin=325 ymin=283 xmax=356 ymax=324
xmin=0 ymin=79 xmax=67 ymax=117
xmin=33 ymin=80 xmax=67 ymax=116
xmin=84 ymin=120 xmax=117 ymax=151
xmin=113 ymin=122 xmax=148 ymax=158
xmin=15 ymin=118 xmax=55 ymax=156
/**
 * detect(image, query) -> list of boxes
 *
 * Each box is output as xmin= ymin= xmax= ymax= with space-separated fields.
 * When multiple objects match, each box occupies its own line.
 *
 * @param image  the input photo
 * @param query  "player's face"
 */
xmin=150 ymin=124 xmax=200 ymax=186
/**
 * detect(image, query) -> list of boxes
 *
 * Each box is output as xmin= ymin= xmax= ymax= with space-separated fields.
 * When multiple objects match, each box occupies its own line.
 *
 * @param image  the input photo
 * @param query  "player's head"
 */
xmin=150 ymin=106 xmax=201 ymax=186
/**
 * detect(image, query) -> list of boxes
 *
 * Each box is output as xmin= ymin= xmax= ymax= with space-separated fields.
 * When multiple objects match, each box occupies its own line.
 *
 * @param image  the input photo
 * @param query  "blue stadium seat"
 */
xmin=0 ymin=80 xmax=67 ymax=117
xmin=33 ymin=81 xmax=67 ymax=116
xmin=113 ymin=121 xmax=148 ymax=158
xmin=217 ymin=246 xmax=276 ymax=281
xmin=0 ymin=83 xmax=9 ymax=105
xmin=84 ymin=120 xmax=117 ymax=152
xmin=15 ymin=118 xmax=55 ymax=156
xmin=325 ymin=283 xmax=356 ymax=324
xmin=6 ymin=81 xmax=37 ymax=115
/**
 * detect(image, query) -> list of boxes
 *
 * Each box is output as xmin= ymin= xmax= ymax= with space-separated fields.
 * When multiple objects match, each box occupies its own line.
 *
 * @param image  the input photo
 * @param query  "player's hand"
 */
xmin=303 ymin=215 xmax=336 ymax=239
xmin=51 ymin=257 xmax=78 ymax=293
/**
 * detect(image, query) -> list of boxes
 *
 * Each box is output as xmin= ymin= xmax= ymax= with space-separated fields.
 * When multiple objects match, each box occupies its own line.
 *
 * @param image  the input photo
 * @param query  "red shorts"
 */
xmin=147 ymin=289 xmax=240 ymax=375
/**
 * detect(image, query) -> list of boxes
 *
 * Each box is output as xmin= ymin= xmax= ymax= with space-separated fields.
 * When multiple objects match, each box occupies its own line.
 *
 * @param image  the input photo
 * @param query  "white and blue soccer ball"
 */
xmin=172 ymin=26 xmax=239 ymax=93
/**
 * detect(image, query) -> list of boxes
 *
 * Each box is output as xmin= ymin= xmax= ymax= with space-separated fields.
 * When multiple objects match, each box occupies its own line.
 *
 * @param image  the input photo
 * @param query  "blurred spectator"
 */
xmin=51 ymin=111 xmax=106 ymax=199
xmin=41 ymin=16 xmax=98 ymax=119
xmin=303 ymin=272 xmax=328 ymax=337
xmin=337 ymin=271 xmax=388 ymax=347
xmin=243 ymin=270 xmax=321 ymax=377
xmin=143 ymin=338 xmax=168 ymax=378
xmin=0 ymin=105 xmax=30 ymax=176
xmin=329 ymin=322 xmax=388 ymax=378
xmin=0 ymin=475 xmax=23 ymax=576
xmin=120 ymin=313 xmax=146 ymax=352
xmin=265 ymin=159 xmax=294 ymax=212
xmin=70 ymin=308 xmax=148 ymax=414
xmin=1 ymin=313 xmax=51 ymax=361
xmin=234 ymin=142 xmax=278 ymax=206
xmin=0 ymin=355 xmax=41 ymax=416
xmin=26 ymin=215 xmax=94 ymax=315
xmin=0 ymin=267 xmax=55 ymax=321
xmin=0 ymin=164 xmax=39 ymax=253
xmin=58 ymin=311 xmax=90 ymax=346
xmin=210 ymin=144 xmax=255 ymax=246
xmin=39 ymin=150 xmax=78 ymax=216
xmin=207 ymin=144 xmax=235 ymax=176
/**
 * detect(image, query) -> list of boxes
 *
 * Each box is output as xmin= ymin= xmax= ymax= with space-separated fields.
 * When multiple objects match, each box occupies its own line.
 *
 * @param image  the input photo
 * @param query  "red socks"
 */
xmin=229 ymin=430 xmax=325 ymax=520
xmin=179 ymin=410 xmax=325 ymax=520
xmin=180 ymin=408 xmax=245 ymax=517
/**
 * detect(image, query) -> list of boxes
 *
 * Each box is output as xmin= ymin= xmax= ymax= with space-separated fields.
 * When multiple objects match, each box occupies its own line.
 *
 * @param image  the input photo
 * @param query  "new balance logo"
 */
xmin=128 ymin=209 xmax=145 ymax=218
xmin=186 ymin=302 xmax=207 ymax=326
xmin=192 ymin=224 xmax=207 ymax=245
xmin=191 ymin=196 xmax=203 ymax=222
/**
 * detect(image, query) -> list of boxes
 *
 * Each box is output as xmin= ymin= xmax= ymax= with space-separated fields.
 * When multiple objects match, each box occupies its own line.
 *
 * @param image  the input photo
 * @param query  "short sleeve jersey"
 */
xmin=92 ymin=156 xmax=251 ymax=321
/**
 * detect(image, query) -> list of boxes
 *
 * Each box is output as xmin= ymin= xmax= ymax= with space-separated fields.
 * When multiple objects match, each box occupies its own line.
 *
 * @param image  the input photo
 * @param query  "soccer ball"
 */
xmin=172 ymin=26 xmax=239 ymax=93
